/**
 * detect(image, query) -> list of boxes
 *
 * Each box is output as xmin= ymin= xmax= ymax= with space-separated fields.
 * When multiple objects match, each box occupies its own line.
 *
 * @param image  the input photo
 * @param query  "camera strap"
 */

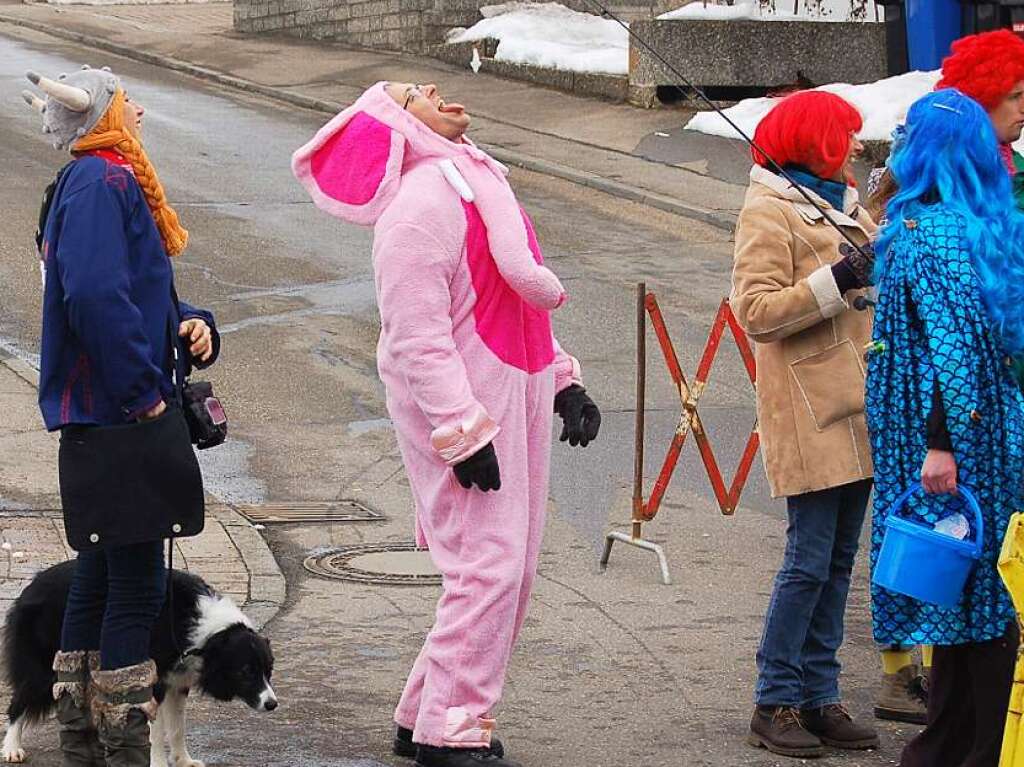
xmin=35 ymin=161 xmax=72 ymax=256
xmin=167 ymin=282 xmax=185 ymax=662
xmin=168 ymin=284 xmax=185 ymax=407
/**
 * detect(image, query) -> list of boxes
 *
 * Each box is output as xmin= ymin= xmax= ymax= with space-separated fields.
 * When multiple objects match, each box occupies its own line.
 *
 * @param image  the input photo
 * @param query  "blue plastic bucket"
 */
xmin=873 ymin=483 xmax=984 ymax=608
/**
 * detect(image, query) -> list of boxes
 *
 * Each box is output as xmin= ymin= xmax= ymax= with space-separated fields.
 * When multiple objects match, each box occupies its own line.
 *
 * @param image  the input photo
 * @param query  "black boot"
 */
xmin=747 ymin=705 xmax=824 ymax=759
xmin=415 ymin=744 xmax=521 ymax=767
xmin=802 ymin=704 xmax=879 ymax=750
xmin=395 ymin=727 xmax=504 ymax=759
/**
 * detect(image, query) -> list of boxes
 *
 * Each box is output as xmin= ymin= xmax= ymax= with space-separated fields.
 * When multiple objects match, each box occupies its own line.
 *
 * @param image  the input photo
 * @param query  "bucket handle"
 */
xmin=887 ymin=483 xmax=985 ymax=560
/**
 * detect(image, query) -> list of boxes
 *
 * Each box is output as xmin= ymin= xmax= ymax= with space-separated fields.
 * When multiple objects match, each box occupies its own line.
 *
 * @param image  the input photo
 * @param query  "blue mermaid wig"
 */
xmin=877 ymin=88 xmax=1024 ymax=353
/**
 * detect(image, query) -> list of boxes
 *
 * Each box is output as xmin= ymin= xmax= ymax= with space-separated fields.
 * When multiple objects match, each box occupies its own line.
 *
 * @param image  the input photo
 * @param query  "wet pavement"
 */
xmin=0 ymin=26 xmax=912 ymax=767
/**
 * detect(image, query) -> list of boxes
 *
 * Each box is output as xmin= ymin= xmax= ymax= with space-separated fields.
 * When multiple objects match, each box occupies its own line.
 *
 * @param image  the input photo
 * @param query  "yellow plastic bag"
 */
xmin=999 ymin=513 xmax=1024 ymax=767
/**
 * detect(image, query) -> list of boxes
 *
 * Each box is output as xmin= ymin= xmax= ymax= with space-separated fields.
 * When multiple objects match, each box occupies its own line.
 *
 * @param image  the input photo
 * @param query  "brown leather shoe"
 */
xmin=874 ymin=664 xmax=928 ymax=725
xmin=802 ymin=704 xmax=880 ymax=750
xmin=747 ymin=706 xmax=825 ymax=759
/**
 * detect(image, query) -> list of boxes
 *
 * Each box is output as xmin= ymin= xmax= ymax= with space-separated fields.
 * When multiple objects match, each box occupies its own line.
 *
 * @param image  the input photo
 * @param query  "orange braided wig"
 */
xmin=73 ymin=89 xmax=188 ymax=257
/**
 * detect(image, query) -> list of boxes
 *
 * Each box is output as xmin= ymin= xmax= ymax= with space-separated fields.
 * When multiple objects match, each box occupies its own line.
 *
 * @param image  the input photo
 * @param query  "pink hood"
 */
xmin=292 ymin=81 xmax=565 ymax=311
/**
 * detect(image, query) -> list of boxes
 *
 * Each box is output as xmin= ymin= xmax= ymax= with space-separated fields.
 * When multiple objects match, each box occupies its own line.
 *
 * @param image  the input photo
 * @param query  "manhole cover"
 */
xmin=304 ymin=542 xmax=441 ymax=586
xmin=231 ymin=500 xmax=384 ymax=524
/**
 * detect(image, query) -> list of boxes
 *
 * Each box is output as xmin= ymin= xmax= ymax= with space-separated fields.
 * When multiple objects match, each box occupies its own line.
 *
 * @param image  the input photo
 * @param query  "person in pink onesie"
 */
xmin=292 ymin=82 xmax=601 ymax=767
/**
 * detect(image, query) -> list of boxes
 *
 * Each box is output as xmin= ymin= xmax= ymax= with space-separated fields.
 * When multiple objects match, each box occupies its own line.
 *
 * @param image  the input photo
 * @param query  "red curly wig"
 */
xmin=938 ymin=29 xmax=1024 ymax=111
xmin=751 ymin=91 xmax=863 ymax=179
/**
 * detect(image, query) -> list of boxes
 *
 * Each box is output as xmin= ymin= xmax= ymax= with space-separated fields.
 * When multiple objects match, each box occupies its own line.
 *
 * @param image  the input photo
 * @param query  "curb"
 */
xmin=0 ymin=13 xmax=737 ymax=232
xmin=0 ymin=349 xmax=39 ymax=388
xmin=0 ymin=354 xmax=286 ymax=631
xmin=486 ymin=148 xmax=736 ymax=230
xmin=214 ymin=505 xmax=287 ymax=631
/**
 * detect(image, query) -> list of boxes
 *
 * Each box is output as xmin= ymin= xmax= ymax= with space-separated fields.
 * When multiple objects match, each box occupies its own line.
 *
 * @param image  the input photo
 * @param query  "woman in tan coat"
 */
xmin=731 ymin=91 xmax=878 ymax=760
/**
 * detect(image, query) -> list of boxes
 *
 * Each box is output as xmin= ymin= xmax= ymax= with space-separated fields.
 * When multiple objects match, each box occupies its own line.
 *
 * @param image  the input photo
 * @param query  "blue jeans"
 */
xmin=754 ymin=479 xmax=872 ymax=708
xmin=60 ymin=541 xmax=166 ymax=670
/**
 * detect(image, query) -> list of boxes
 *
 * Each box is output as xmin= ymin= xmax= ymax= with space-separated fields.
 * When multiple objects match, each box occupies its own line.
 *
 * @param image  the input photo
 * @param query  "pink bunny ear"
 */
xmin=292 ymin=110 xmax=405 ymax=226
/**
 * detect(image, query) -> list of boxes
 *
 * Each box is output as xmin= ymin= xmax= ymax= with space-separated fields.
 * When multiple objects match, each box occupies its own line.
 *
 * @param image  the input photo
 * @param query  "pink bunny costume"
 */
xmin=293 ymin=82 xmax=582 ymax=749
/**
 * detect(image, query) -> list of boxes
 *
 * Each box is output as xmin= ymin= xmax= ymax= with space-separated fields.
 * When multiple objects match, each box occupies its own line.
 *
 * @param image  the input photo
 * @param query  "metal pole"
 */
xmin=632 ymin=282 xmax=646 ymax=540
xmin=599 ymin=284 xmax=671 ymax=586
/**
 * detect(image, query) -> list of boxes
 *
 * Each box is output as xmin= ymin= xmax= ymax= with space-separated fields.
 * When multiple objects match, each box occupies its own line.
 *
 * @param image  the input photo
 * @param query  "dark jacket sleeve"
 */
xmin=177 ymin=299 xmax=221 ymax=371
xmin=926 ymin=377 xmax=953 ymax=451
xmin=55 ymin=179 xmax=164 ymax=421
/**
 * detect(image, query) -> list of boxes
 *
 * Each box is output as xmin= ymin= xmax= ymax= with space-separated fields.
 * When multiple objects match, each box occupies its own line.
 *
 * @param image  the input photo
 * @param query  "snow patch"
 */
xmin=448 ymin=2 xmax=628 ymax=75
xmin=686 ymin=70 xmax=942 ymax=142
xmin=659 ymin=0 xmax=883 ymax=22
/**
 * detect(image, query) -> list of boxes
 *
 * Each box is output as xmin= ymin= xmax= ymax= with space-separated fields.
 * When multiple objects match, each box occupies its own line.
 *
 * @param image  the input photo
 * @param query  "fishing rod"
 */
xmin=578 ymin=0 xmax=872 ymax=256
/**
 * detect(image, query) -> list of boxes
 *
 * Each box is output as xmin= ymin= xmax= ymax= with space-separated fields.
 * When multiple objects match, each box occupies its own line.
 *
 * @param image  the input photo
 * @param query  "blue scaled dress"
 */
xmin=867 ymin=205 xmax=1024 ymax=646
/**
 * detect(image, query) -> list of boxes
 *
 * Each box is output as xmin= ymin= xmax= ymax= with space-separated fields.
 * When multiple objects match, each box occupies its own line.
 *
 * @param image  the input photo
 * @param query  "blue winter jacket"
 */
xmin=38 ymin=155 xmax=220 ymax=430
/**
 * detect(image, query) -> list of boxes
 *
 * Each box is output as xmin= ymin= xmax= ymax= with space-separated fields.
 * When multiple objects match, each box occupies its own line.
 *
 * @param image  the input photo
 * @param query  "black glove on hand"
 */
xmin=453 ymin=443 xmax=501 ymax=492
xmin=832 ymin=241 xmax=876 ymax=293
xmin=554 ymin=385 xmax=601 ymax=448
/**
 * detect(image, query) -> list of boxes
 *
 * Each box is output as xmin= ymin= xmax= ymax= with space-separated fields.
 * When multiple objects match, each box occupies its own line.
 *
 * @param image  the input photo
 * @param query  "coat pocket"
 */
xmin=789 ymin=339 xmax=866 ymax=432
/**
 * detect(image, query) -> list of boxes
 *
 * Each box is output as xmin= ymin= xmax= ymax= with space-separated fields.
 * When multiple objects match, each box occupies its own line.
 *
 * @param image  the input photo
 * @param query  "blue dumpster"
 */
xmin=905 ymin=0 xmax=961 ymax=69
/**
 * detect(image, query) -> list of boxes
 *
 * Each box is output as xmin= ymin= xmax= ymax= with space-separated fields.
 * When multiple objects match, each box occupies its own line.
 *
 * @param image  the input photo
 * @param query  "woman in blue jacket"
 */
xmin=24 ymin=65 xmax=219 ymax=766
xmin=868 ymin=88 xmax=1024 ymax=766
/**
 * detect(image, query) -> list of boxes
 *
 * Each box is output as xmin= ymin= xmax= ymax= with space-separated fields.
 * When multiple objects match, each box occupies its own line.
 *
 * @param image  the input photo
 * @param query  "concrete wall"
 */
xmin=234 ymin=0 xmax=663 ymax=52
xmin=233 ymin=0 xmax=429 ymax=51
xmin=630 ymin=19 xmax=887 ymax=91
xmin=233 ymin=0 xmax=886 ymax=103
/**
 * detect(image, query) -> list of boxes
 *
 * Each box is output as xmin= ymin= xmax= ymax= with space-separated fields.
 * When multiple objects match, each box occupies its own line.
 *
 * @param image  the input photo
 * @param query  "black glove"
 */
xmin=554 ymin=385 xmax=601 ymax=447
xmin=832 ymin=241 xmax=876 ymax=293
xmin=453 ymin=443 xmax=501 ymax=492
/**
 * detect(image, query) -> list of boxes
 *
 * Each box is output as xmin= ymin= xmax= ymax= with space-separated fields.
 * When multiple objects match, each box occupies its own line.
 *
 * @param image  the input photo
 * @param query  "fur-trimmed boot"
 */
xmin=85 ymin=652 xmax=106 ymax=766
xmin=90 ymin=660 xmax=158 ymax=767
xmin=52 ymin=650 xmax=104 ymax=767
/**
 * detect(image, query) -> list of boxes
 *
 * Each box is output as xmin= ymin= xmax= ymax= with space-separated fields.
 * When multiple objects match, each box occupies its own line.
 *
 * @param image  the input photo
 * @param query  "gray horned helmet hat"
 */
xmin=21 ymin=65 xmax=119 ymax=152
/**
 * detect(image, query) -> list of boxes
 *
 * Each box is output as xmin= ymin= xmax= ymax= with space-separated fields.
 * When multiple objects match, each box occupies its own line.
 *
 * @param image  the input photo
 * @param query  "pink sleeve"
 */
xmin=376 ymin=222 xmax=500 ymax=465
xmin=454 ymin=158 xmax=567 ymax=311
xmin=551 ymin=338 xmax=583 ymax=394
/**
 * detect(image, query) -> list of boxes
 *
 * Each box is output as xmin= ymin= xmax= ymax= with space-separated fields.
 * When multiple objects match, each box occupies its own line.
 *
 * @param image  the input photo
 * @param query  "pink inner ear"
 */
xmin=310 ymin=112 xmax=392 ymax=206
xmin=464 ymin=201 xmax=555 ymax=374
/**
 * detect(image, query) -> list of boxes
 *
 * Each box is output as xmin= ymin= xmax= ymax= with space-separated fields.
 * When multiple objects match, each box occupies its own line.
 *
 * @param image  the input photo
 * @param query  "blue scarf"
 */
xmin=783 ymin=164 xmax=848 ymax=212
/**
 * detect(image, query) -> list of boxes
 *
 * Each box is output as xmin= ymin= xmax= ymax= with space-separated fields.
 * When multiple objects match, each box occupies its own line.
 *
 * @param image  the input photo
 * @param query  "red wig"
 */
xmin=938 ymin=30 xmax=1024 ymax=111
xmin=752 ymin=91 xmax=862 ymax=179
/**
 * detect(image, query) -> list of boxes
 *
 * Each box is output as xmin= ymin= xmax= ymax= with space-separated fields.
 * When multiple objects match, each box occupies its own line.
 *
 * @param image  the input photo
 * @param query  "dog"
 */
xmin=1 ymin=560 xmax=276 ymax=767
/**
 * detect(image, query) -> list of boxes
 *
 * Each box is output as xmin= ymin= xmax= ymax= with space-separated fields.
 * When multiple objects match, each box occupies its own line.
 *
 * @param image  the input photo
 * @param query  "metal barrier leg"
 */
xmin=600 ymin=531 xmax=672 ymax=585
xmin=599 ymin=282 xmax=672 ymax=586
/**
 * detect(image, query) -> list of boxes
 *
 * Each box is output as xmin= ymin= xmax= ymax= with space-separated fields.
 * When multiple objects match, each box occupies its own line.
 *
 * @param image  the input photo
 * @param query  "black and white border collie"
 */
xmin=1 ymin=560 xmax=276 ymax=767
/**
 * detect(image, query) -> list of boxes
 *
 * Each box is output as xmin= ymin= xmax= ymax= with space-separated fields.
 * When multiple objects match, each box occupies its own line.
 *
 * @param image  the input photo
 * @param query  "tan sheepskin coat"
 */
xmin=731 ymin=165 xmax=877 ymax=499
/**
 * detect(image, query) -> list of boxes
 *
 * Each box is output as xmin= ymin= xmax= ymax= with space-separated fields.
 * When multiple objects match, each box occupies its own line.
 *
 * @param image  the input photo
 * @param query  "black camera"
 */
xmin=181 ymin=381 xmax=228 ymax=450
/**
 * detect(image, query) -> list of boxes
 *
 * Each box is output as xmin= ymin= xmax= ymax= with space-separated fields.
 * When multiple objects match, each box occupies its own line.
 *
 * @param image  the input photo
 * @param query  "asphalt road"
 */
xmin=0 ymin=28 xmax=911 ymax=767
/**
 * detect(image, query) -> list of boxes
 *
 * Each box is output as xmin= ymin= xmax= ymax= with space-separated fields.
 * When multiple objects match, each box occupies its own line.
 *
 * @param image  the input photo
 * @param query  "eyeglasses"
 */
xmin=403 ymin=85 xmax=423 ymax=111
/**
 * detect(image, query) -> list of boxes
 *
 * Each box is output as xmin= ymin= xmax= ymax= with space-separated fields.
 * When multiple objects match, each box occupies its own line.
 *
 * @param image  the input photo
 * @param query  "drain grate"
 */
xmin=232 ymin=500 xmax=384 ymax=524
xmin=304 ymin=542 xmax=441 ymax=586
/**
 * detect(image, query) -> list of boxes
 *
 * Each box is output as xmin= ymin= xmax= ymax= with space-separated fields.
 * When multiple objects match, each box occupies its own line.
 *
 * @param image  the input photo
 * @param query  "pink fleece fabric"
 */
xmin=310 ymin=112 xmax=392 ymax=206
xmin=293 ymin=82 xmax=583 ymax=748
xmin=465 ymin=201 xmax=555 ymax=373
